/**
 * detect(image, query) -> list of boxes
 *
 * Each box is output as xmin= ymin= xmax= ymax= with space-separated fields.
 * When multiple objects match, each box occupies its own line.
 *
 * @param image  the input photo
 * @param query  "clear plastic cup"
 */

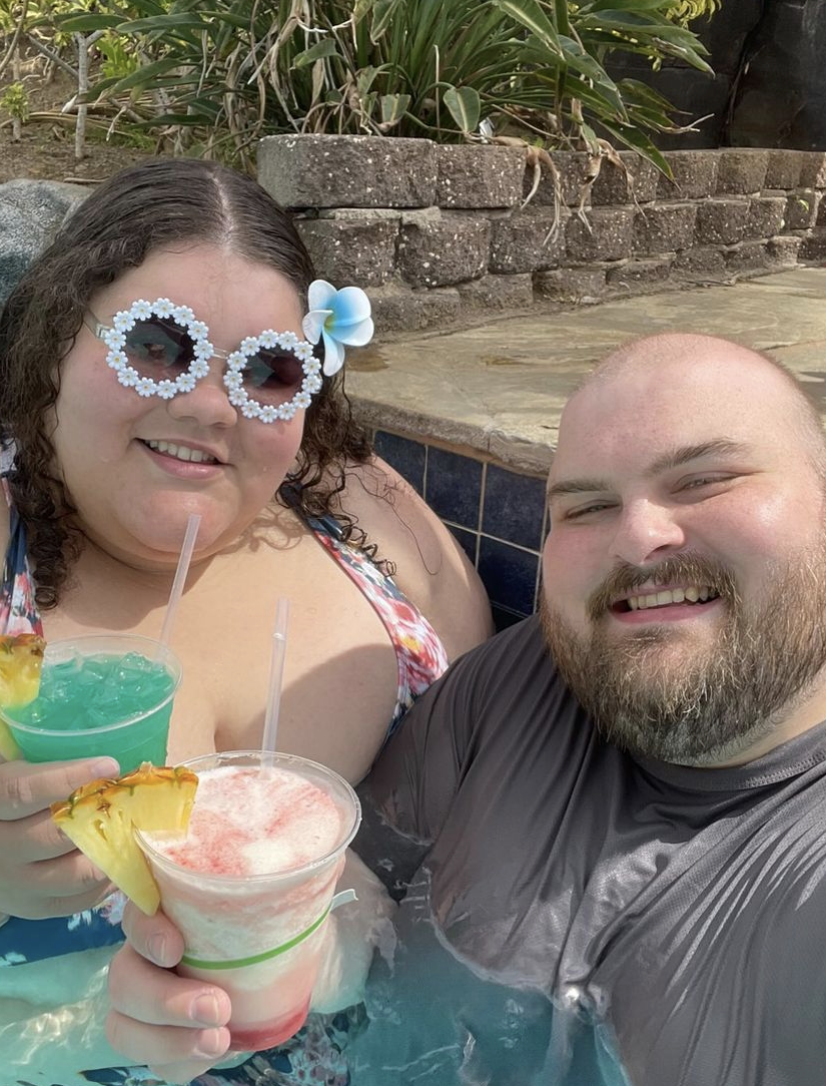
xmin=1 ymin=634 xmax=181 ymax=772
xmin=137 ymin=750 xmax=361 ymax=1052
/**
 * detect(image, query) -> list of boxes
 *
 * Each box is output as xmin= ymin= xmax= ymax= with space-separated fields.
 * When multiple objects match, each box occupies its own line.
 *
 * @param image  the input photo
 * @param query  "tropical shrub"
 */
xmin=3 ymin=0 xmax=719 ymax=172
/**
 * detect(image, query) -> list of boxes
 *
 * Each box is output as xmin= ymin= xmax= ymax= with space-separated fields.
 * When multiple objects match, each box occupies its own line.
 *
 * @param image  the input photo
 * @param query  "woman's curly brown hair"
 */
xmin=0 ymin=157 xmax=375 ymax=610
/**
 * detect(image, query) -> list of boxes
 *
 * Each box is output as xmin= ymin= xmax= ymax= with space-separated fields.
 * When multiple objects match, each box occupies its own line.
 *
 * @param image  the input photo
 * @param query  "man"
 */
xmin=110 ymin=333 xmax=826 ymax=1085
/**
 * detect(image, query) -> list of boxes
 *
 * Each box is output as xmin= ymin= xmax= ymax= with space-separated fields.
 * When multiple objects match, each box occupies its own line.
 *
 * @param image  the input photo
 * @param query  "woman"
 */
xmin=0 ymin=157 xmax=492 ymax=1084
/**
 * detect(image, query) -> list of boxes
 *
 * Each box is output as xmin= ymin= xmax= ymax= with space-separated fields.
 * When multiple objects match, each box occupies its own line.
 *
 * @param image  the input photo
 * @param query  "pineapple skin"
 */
xmin=0 ymin=634 xmax=46 ymax=761
xmin=51 ymin=764 xmax=198 ymax=915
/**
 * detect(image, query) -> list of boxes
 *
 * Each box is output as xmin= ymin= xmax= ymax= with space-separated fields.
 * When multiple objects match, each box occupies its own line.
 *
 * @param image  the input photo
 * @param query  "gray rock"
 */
xmin=457 ymin=273 xmax=534 ymax=312
xmin=489 ymin=208 xmax=566 ymax=274
xmin=397 ymin=212 xmax=490 ymax=287
xmin=633 ymin=202 xmax=697 ymax=256
xmin=723 ymin=239 xmax=772 ymax=273
xmin=257 ymin=135 xmax=438 ymax=209
xmin=607 ymin=255 xmax=675 ymax=292
xmin=799 ymin=229 xmax=826 ymax=263
xmin=436 ymin=145 xmax=525 ymax=209
xmin=715 ymin=149 xmax=769 ymax=195
xmin=0 ymin=179 xmax=88 ymax=306
xmin=672 ymin=245 xmax=728 ymax=280
xmin=694 ymin=198 xmax=750 ymax=246
xmin=745 ymin=195 xmax=787 ymax=239
xmin=591 ymin=152 xmax=660 ymax=206
xmin=534 ymin=266 xmax=608 ymax=303
xmin=367 ymin=283 xmax=461 ymax=332
xmin=566 ymin=207 xmax=634 ymax=263
xmin=784 ymin=190 xmax=822 ymax=231
xmin=800 ymin=151 xmax=826 ymax=190
xmin=658 ymin=151 xmax=720 ymax=200
xmin=767 ymin=234 xmax=803 ymax=266
xmin=527 ymin=151 xmax=593 ymax=208
xmin=765 ymin=150 xmax=804 ymax=190
xmin=295 ymin=216 xmax=399 ymax=288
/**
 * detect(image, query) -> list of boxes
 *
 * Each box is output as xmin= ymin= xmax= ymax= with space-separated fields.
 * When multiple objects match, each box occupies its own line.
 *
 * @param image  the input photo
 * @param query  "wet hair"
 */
xmin=0 ymin=157 xmax=374 ymax=609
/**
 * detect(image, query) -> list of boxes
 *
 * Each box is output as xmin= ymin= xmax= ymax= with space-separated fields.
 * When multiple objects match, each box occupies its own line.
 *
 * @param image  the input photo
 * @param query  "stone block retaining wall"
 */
xmin=258 ymin=136 xmax=826 ymax=334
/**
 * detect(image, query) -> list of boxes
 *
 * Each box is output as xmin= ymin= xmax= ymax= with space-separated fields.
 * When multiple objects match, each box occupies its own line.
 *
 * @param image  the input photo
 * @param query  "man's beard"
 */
xmin=541 ymin=550 xmax=826 ymax=765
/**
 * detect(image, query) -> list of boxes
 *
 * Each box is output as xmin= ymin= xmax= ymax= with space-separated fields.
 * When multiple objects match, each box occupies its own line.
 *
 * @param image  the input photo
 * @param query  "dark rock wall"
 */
xmin=605 ymin=0 xmax=765 ymax=149
xmin=606 ymin=0 xmax=826 ymax=150
xmin=728 ymin=0 xmax=826 ymax=148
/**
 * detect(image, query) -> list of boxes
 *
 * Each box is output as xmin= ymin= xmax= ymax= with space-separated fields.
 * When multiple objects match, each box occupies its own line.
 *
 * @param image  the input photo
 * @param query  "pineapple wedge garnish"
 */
xmin=0 ymin=633 xmax=46 ymax=760
xmin=51 ymin=763 xmax=198 ymax=915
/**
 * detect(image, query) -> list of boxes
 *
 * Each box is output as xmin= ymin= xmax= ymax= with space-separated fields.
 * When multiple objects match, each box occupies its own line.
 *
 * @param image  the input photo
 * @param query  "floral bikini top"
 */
xmin=0 ymin=456 xmax=448 ymax=738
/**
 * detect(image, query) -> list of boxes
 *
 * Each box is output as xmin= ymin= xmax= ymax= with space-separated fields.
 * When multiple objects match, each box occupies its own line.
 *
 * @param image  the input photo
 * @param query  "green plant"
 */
xmin=47 ymin=0 xmax=716 ymax=172
xmin=94 ymin=30 xmax=140 ymax=79
xmin=1 ymin=79 xmax=29 ymax=121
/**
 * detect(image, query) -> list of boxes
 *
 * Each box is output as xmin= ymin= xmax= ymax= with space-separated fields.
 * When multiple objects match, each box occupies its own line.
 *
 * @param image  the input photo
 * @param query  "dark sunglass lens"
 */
xmin=243 ymin=349 xmax=304 ymax=401
xmin=124 ymin=317 xmax=194 ymax=375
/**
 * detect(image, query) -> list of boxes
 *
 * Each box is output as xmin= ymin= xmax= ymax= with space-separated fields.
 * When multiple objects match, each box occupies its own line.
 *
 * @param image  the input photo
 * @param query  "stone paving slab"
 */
xmin=348 ymin=268 xmax=826 ymax=475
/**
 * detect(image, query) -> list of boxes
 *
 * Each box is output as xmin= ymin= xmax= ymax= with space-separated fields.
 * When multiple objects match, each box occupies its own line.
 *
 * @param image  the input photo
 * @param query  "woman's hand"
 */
xmin=0 ymin=756 xmax=119 ymax=919
xmin=107 ymin=902 xmax=232 ymax=1083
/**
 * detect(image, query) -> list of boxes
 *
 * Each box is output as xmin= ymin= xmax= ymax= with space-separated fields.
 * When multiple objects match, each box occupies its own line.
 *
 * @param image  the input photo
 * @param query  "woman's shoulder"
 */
xmin=336 ymin=456 xmax=493 ymax=661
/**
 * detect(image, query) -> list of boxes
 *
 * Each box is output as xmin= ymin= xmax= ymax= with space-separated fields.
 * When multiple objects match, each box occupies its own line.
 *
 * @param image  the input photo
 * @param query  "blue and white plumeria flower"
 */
xmin=302 ymin=279 xmax=374 ymax=376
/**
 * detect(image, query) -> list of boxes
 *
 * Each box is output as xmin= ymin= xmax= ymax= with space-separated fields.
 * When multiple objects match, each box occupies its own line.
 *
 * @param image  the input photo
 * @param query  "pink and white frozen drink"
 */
xmin=137 ymin=750 xmax=361 ymax=1052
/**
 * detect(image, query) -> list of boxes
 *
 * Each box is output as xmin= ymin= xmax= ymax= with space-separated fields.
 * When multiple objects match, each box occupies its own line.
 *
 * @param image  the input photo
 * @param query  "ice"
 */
xmin=85 ymin=707 xmax=119 ymax=730
xmin=16 ymin=651 xmax=169 ymax=732
xmin=119 ymin=651 xmax=154 ymax=675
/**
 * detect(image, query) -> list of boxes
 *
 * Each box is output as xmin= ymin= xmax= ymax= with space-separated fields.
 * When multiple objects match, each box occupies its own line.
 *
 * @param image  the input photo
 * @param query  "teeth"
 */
xmin=626 ymin=586 xmax=715 ymax=611
xmin=145 ymin=439 xmax=216 ymax=465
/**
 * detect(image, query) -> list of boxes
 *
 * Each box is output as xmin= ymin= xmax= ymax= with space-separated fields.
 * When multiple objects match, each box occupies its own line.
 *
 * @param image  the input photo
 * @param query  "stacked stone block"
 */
xmin=257 ymin=137 xmax=826 ymax=334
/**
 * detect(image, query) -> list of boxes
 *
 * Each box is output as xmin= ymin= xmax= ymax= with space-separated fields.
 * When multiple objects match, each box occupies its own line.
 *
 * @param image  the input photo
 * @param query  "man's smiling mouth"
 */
xmin=614 ymin=587 xmax=721 ymax=613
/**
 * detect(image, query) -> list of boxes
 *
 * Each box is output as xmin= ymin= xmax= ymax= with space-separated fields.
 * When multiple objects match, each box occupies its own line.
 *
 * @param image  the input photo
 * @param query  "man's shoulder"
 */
xmin=424 ymin=612 xmax=585 ymax=735
xmin=454 ymin=612 xmax=547 ymax=666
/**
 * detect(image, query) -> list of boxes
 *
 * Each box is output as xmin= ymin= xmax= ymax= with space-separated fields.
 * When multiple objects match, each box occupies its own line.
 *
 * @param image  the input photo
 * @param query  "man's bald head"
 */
xmin=544 ymin=330 xmax=826 ymax=766
xmin=568 ymin=332 xmax=826 ymax=480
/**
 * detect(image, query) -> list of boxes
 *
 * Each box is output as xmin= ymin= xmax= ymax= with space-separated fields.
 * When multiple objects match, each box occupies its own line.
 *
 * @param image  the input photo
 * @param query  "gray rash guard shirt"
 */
xmin=354 ymin=614 xmax=826 ymax=1086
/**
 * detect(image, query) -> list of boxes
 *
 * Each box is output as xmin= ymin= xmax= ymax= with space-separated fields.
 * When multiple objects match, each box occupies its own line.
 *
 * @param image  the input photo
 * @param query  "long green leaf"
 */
xmin=579 ymin=0 xmax=678 ymax=11
xmin=293 ymin=40 xmax=340 ymax=68
xmin=118 ymin=14 xmax=212 ymax=32
xmin=618 ymin=77 xmax=682 ymax=112
xmin=55 ymin=14 xmax=124 ymax=32
xmin=100 ymin=56 xmax=187 ymax=94
xmin=370 ymin=0 xmax=403 ymax=42
xmin=494 ymin=0 xmax=562 ymax=53
xmin=599 ymin=119 xmax=671 ymax=175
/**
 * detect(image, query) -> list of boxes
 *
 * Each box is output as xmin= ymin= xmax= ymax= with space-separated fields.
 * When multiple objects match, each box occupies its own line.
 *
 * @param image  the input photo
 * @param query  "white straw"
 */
xmin=261 ymin=598 xmax=290 ymax=754
xmin=159 ymin=514 xmax=201 ymax=647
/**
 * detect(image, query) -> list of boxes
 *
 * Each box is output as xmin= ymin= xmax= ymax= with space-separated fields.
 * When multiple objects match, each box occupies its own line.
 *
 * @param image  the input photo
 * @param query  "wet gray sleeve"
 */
xmin=354 ymin=641 xmax=493 ymax=897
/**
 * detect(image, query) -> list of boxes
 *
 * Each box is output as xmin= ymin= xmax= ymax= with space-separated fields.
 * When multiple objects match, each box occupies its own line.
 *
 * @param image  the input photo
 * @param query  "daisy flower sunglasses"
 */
xmin=84 ymin=280 xmax=374 ymax=424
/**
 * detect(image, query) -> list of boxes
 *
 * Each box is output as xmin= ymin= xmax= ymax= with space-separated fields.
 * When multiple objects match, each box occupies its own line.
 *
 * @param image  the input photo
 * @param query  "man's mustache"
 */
xmin=586 ymin=552 xmax=738 ymax=623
